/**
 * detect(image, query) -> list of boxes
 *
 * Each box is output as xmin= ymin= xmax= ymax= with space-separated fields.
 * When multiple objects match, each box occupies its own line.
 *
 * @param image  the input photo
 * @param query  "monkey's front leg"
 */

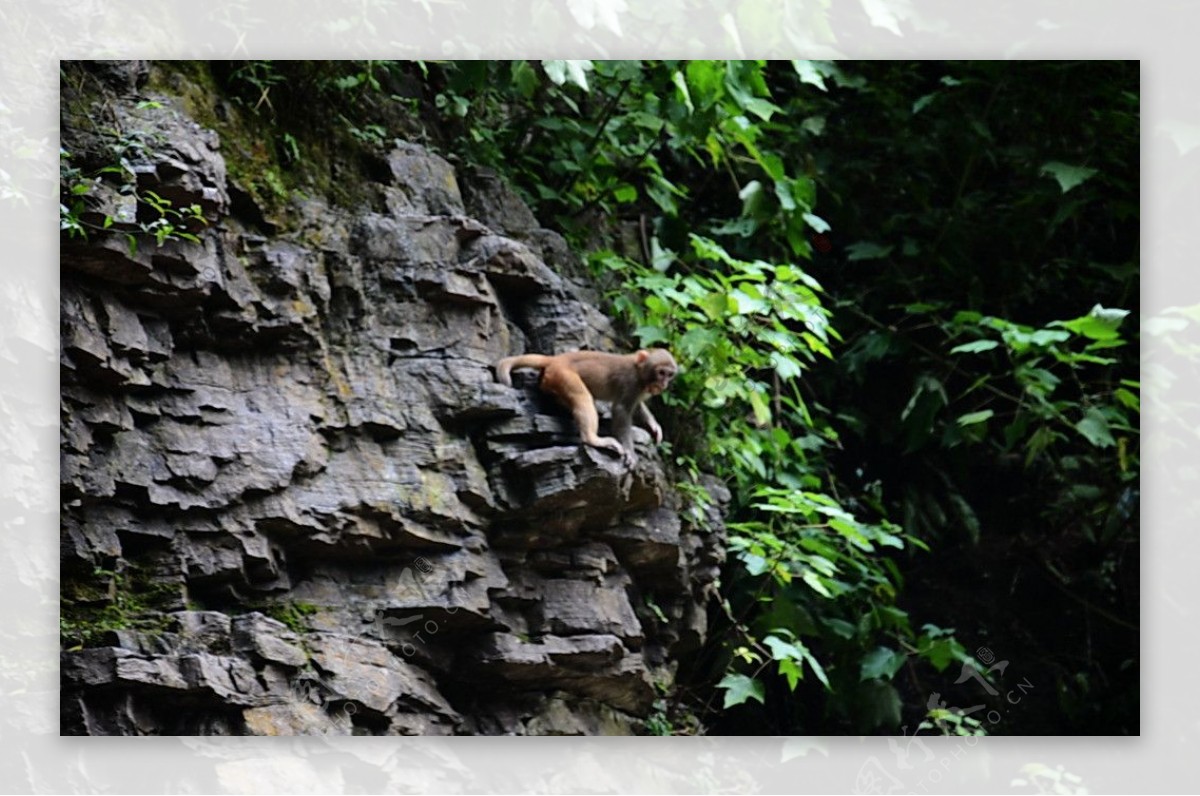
xmin=635 ymin=401 xmax=663 ymax=444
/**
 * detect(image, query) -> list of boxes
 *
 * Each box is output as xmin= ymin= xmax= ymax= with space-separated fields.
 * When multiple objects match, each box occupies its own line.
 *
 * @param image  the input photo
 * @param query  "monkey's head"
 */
xmin=636 ymin=348 xmax=678 ymax=396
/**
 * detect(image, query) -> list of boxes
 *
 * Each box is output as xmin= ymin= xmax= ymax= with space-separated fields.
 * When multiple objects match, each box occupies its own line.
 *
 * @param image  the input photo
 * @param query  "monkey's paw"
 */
xmin=589 ymin=436 xmax=639 ymax=465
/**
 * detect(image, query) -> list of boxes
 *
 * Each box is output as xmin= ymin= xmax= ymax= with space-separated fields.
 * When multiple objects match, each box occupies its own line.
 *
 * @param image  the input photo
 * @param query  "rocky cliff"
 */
xmin=59 ymin=61 xmax=726 ymax=736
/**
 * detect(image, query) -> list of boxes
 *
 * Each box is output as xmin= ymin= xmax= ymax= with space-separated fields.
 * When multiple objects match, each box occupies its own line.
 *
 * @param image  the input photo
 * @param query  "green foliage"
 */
xmin=60 ymin=565 xmax=176 ymax=650
xmin=1040 ymin=161 xmax=1099 ymax=194
xmin=415 ymin=60 xmax=826 ymax=260
xmin=196 ymin=61 xmax=428 ymax=220
xmin=265 ymin=601 xmax=319 ymax=634
xmin=58 ymin=64 xmax=210 ymax=250
xmin=809 ymin=61 xmax=1138 ymax=732
xmin=643 ymin=705 xmax=673 ymax=735
xmin=60 ymin=143 xmax=208 ymax=255
xmin=599 ymin=237 xmax=943 ymax=728
xmin=641 ymin=674 xmax=704 ymax=735
xmin=578 ymin=124 xmax=948 ymax=731
xmin=600 ymin=236 xmax=835 ymax=475
xmin=920 ymin=706 xmax=986 ymax=737
xmin=932 ymin=303 xmax=1136 ymax=467
xmin=717 ymin=672 xmax=765 ymax=708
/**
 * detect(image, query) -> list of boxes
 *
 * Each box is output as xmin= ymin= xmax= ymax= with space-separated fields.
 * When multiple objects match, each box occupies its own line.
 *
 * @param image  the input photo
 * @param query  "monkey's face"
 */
xmin=641 ymin=351 xmax=678 ymax=396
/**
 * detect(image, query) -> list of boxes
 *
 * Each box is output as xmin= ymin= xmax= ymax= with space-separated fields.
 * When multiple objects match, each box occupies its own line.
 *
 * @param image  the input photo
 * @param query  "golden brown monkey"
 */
xmin=496 ymin=348 xmax=678 ymax=460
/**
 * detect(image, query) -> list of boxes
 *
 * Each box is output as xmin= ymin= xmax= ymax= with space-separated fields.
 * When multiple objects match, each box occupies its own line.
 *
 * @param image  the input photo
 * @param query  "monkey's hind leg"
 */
xmin=610 ymin=403 xmax=639 ymax=464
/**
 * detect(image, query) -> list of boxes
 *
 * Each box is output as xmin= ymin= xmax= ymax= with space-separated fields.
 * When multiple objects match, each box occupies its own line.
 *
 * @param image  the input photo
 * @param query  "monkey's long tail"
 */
xmin=495 ymin=354 xmax=552 ymax=386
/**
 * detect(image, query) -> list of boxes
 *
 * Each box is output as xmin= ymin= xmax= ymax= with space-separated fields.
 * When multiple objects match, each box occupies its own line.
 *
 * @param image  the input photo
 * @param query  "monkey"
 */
xmin=495 ymin=348 xmax=678 ymax=461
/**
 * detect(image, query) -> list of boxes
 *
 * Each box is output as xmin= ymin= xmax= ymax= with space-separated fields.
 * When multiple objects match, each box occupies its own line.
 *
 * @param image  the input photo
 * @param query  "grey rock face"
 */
xmin=60 ymin=62 xmax=725 ymax=736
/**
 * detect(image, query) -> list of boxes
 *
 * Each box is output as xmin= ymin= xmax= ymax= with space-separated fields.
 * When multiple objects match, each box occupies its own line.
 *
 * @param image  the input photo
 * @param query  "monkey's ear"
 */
xmin=635 ymin=350 xmax=649 ymax=363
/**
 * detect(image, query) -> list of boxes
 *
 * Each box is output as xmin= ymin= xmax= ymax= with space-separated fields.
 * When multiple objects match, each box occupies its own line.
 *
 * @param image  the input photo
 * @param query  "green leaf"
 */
xmin=801 ymin=570 xmax=832 ymax=598
xmin=756 ymin=151 xmax=786 ymax=182
xmin=778 ymin=658 xmax=802 ymax=690
xmin=612 ymin=183 xmax=638 ymax=203
xmin=763 ymin=634 xmax=805 ymax=663
xmin=956 ymin=409 xmax=994 ymax=427
xmin=563 ymin=60 xmax=594 ymax=91
xmin=671 ymin=70 xmax=694 ymax=112
xmin=1024 ymin=425 xmax=1057 ymax=466
xmin=802 ymin=648 xmax=831 ymax=690
xmin=948 ymin=492 xmax=981 ymax=544
xmin=803 ymin=212 xmax=830 ymax=233
xmin=749 ymin=390 xmax=772 ymax=426
xmin=634 ymin=325 xmax=670 ymax=347
xmin=1058 ymin=304 xmax=1129 ymax=342
xmin=860 ymin=646 xmax=906 ymax=682
xmin=912 ymin=93 xmax=937 ymax=115
xmin=774 ymin=178 xmax=796 ymax=211
xmin=1055 ymin=350 xmax=1117 ymax=366
xmin=789 ymin=175 xmax=817 ymax=208
xmin=826 ymin=518 xmax=870 ymax=552
xmin=542 ymin=60 xmax=593 ymax=91
xmin=1075 ymin=407 xmax=1116 ymax=448
xmin=1054 ymin=314 xmax=1122 ymax=341
xmin=737 ymin=95 xmax=781 ymax=121
xmin=511 ymin=61 xmax=539 ymax=98
xmin=724 ymin=63 xmax=781 ymax=120
xmin=1040 ymin=161 xmax=1099 ymax=193
xmin=823 ymin=618 xmax=856 ymax=639
xmin=646 ymin=173 xmax=682 ymax=215
xmin=920 ymin=638 xmax=958 ymax=672
xmin=800 ymin=116 xmax=826 ymax=136
xmin=949 ymin=339 xmax=1000 ymax=354
xmin=685 ymin=60 xmax=724 ymax=108
xmin=737 ymin=180 xmax=766 ymax=220
xmin=1087 ymin=303 xmax=1130 ymax=327
xmin=1114 ymin=387 xmax=1140 ymax=413
xmin=1018 ymin=366 xmax=1061 ymax=398
xmin=899 ymin=375 xmax=948 ymax=450
xmin=677 ymin=326 xmax=722 ymax=358
xmin=858 ymin=679 xmax=903 ymax=730
xmin=1030 ymin=328 xmax=1071 ymax=346
xmin=873 ymin=527 xmax=905 ymax=549
xmin=845 ymin=241 xmax=893 ymax=261
xmin=741 ymin=552 xmax=771 ymax=577
xmin=695 ymin=292 xmax=728 ymax=321
xmin=650 ymin=238 xmax=674 ymax=272
xmin=791 ymin=60 xmax=829 ymax=91
xmin=771 ymin=352 xmax=803 ymax=380
xmin=920 ymin=622 xmax=957 ymax=639
xmin=718 ymin=673 xmax=766 ymax=707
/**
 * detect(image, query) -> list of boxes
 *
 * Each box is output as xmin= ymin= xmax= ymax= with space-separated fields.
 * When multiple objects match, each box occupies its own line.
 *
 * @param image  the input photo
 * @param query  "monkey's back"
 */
xmin=547 ymin=351 xmax=637 ymax=402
